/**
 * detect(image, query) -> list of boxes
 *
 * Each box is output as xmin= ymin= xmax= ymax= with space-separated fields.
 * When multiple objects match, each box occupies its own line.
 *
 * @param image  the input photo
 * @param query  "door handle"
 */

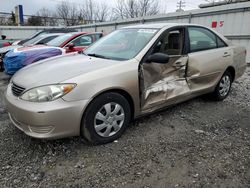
xmin=223 ymin=52 xmax=231 ymax=57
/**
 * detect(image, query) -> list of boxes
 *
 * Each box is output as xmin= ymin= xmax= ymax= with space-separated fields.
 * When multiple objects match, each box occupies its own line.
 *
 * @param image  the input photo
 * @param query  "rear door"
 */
xmin=186 ymin=26 xmax=233 ymax=92
xmin=140 ymin=27 xmax=190 ymax=112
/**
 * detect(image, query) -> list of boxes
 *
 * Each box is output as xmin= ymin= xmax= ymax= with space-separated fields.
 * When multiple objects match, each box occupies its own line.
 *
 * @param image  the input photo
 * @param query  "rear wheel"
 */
xmin=210 ymin=71 xmax=232 ymax=101
xmin=81 ymin=92 xmax=131 ymax=144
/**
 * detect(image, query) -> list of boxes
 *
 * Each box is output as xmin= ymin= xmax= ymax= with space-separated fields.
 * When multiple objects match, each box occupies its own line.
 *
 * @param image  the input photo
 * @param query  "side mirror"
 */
xmin=146 ymin=53 xmax=170 ymax=64
xmin=67 ymin=43 xmax=75 ymax=50
xmin=1 ymin=35 xmax=6 ymax=40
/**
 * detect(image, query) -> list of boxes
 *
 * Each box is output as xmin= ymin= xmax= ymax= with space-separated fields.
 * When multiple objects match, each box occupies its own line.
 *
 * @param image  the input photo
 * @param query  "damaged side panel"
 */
xmin=140 ymin=56 xmax=190 ymax=112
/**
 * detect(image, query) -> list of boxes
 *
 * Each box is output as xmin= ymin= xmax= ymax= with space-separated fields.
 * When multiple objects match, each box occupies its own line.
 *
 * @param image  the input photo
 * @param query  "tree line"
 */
xmin=5 ymin=0 xmax=162 ymax=26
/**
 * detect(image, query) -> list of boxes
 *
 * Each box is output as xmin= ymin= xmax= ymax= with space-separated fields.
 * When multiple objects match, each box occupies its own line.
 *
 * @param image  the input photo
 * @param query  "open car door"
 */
xmin=140 ymin=27 xmax=191 ymax=113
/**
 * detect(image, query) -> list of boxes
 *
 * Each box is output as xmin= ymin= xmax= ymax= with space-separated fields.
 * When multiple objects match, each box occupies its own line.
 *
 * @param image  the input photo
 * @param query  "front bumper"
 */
xmin=5 ymin=85 xmax=89 ymax=139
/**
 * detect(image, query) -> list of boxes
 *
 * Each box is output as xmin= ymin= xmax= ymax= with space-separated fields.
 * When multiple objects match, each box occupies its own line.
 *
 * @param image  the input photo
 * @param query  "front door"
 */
xmin=140 ymin=27 xmax=190 ymax=112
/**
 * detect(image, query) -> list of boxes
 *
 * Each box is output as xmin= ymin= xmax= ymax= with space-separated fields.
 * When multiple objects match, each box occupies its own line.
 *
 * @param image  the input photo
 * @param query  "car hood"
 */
xmin=0 ymin=45 xmax=21 ymax=54
xmin=12 ymin=53 xmax=120 ymax=88
xmin=13 ymin=45 xmax=48 ymax=52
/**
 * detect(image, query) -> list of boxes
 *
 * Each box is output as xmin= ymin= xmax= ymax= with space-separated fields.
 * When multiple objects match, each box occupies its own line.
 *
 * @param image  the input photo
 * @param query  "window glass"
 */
xmin=95 ymin=34 xmax=102 ymax=40
xmin=71 ymin=35 xmax=93 ymax=46
xmin=217 ymin=37 xmax=226 ymax=48
xmin=85 ymin=28 xmax=158 ymax=60
xmin=47 ymin=33 xmax=74 ymax=47
xmin=38 ymin=35 xmax=58 ymax=44
xmin=152 ymin=29 xmax=183 ymax=55
xmin=23 ymin=35 xmax=45 ymax=45
xmin=188 ymin=27 xmax=217 ymax=52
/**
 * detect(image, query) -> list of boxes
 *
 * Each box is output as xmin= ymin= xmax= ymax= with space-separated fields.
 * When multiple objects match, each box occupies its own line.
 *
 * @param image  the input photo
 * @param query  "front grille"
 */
xmin=11 ymin=83 xmax=26 ymax=97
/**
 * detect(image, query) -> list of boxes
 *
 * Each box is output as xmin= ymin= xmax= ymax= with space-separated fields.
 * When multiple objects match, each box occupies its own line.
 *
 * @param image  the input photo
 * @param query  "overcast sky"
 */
xmin=0 ymin=0 xmax=207 ymax=15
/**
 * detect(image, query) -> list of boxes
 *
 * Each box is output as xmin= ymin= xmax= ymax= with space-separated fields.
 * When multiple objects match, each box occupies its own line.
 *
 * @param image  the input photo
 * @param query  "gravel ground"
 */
xmin=0 ymin=68 xmax=249 ymax=188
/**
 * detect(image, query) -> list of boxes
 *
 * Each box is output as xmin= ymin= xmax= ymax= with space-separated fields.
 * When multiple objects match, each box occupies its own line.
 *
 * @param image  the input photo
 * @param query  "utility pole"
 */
xmin=176 ymin=0 xmax=186 ymax=12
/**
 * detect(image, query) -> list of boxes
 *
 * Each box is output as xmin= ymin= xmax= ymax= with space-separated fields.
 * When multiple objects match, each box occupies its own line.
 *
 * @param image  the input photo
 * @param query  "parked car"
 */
xmin=0 ymin=33 xmax=63 ymax=71
xmin=46 ymin=32 xmax=103 ymax=53
xmin=4 ymin=46 xmax=65 ymax=75
xmin=15 ymin=28 xmax=77 ymax=45
xmin=0 ymin=35 xmax=12 ymax=48
xmin=3 ymin=32 xmax=103 ymax=74
xmin=5 ymin=23 xmax=246 ymax=144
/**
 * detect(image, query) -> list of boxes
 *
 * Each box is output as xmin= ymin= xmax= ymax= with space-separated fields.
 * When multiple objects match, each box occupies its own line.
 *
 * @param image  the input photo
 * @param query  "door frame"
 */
xmin=138 ymin=26 xmax=190 ymax=111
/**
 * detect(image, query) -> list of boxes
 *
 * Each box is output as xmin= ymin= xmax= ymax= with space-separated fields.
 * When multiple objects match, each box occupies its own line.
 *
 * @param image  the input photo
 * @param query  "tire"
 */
xmin=210 ymin=71 xmax=232 ymax=101
xmin=0 ymin=53 xmax=5 ymax=72
xmin=81 ymin=92 xmax=131 ymax=144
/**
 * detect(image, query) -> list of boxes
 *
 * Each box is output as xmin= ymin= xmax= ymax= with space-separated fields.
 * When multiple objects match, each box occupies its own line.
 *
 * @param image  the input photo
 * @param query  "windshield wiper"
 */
xmin=86 ymin=53 xmax=110 ymax=59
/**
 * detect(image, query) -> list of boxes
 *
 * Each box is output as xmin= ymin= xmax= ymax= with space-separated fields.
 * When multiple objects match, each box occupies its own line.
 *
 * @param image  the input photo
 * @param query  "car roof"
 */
xmin=43 ymin=28 xmax=77 ymax=32
xmin=123 ymin=23 xmax=202 ymax=29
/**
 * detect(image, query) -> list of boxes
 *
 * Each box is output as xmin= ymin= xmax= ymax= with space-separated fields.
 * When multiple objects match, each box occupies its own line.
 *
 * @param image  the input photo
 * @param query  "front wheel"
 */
xmin=210 ymin=71 xmax=232 ymax=101
xmin=81 ymin=92 xmax=131 ymax=144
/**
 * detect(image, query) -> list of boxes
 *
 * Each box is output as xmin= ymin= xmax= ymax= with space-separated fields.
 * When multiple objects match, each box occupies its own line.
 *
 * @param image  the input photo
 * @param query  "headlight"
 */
xmin=20 ymin=84 xmax=76 ymax=102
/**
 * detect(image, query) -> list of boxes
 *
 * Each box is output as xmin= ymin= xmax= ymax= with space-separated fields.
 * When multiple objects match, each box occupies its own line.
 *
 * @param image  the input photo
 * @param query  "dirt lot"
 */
xmin=0 ymin=68 xmax=249 ymax=188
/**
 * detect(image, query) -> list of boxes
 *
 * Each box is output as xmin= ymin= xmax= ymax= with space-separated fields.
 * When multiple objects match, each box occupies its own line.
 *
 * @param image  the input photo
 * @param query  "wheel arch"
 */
xmin=226 ymin=66 xmax=235 ymax=82
xmin=82 ymin=88 xmax=135 ymax=122
xmin=79 ymin=88 xmax=135 ymax=140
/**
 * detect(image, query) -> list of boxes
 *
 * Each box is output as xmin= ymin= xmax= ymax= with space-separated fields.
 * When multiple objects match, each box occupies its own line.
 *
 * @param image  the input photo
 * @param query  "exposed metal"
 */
xmin=141 ymin=56 xmax=189 ymax=112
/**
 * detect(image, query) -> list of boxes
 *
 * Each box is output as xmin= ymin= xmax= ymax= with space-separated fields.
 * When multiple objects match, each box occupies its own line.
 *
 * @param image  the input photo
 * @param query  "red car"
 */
xmin=46 ymin=32 xmax=103 ymax=53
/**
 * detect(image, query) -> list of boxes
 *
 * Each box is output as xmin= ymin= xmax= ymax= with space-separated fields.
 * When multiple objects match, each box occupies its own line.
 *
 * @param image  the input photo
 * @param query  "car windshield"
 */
xmin=47 ymin=33 xmax=74 ymax=47
xmin=28 ymin=30 xmax=45 ymax=39
xmin=23 ymin=35 xmax=46 ymax=45
xmin=84 ymin=28 xmax=159 ymax=60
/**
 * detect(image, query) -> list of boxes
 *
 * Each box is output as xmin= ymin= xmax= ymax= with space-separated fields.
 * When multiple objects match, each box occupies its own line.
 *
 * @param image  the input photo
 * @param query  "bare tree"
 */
xmin=80 ymin=0 xmax=95 ymax=23
xmin=96 ymin=3 xmax=110 ymax=22
xmin=113 ymin=0 xmax=126 ymax=20
xmin=139 ymin=0 xmax=159 ymax=16
xmin=36 ymin=7 xmax=56 ymax=26
xmin=80 ymin=0 xmax=110 ymax=23
xmin=114 ymin=0 xmax=160 ymax=19
xmin=56 ymin=1 xmax=80 ymax=26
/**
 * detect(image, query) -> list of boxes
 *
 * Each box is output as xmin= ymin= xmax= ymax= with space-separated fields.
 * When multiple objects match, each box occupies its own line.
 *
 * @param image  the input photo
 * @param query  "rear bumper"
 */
xmin=5 ymin=85 xmax=89 ymax=139
xmin=235 ymin=63 xmax=247 ymax=80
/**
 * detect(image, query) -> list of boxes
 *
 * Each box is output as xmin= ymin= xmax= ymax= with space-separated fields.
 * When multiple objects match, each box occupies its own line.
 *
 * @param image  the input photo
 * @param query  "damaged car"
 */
xmin=5 ymin=23 xmax=247 ymax=144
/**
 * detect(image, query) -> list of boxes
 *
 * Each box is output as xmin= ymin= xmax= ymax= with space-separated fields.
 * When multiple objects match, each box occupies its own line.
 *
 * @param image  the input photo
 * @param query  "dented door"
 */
xmin=186 ymin=26 xmax=232 ymax=92
xmin=140 ymin=28 xmax=191 ymax=112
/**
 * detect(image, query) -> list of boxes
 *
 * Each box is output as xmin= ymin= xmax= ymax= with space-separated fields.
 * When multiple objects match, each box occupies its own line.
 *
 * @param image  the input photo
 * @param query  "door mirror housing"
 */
xmin=1 ymin=35 xmax=6 ymax=40
xmin=146 ymin=53 xmax=170 ymax=64
xmin=67 ymin=43 xmax=75 ymax=50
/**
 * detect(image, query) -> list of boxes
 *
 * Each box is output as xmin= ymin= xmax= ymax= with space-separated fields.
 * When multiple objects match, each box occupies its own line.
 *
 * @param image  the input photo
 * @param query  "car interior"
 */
xmin=152 ymin=29 xmax=184 ymax=56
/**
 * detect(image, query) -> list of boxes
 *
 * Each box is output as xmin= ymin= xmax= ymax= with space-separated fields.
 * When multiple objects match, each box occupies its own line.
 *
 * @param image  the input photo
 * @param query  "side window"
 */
xmin=71 ymin=35 xmax=93 ymax=46
xmin=152 ymin=29 xmax=184 ymax=56
xmin=217 ymin=37 xmax=226 ymax=48
xmin=188 ymin=27 xmax=217 ymax=52
xmin=95 ymin=34 xmax=102 ymax=40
